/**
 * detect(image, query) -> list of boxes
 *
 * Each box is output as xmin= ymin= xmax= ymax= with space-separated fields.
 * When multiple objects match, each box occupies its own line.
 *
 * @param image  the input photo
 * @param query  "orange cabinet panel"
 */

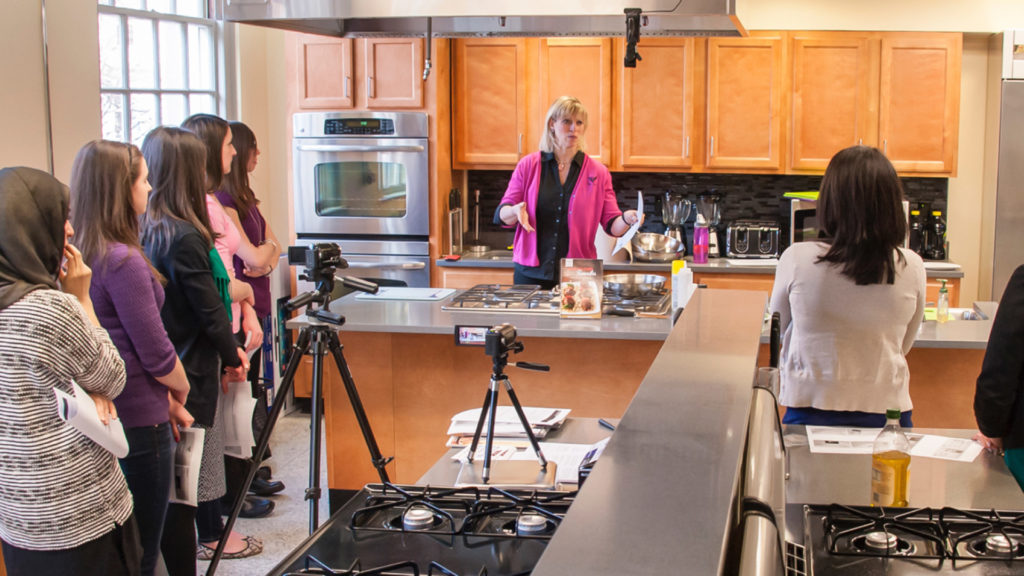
xmin=789 ymin=32 xmax=878 ymax=171
xmin=294 ymin=35 xmax=354 ymax=110
xmin=364 ymin=38 xmax=424 ymax=109
xmin=538 ymin=38 xmax=613 ymax=166
xmin=616 ymin=38 xmax=697 ymax=170
xmin=439 ymin=267 xmax=514 ymax=289
xmin=879 ymin=33 xmax=961 ymax=174
xmin=706 ymin=34 xmax=784 ymax=170
xmin=693 ymin=272 xmax=776 ymax=293
xmin=453 ymin=39 xmax=528 ymax=167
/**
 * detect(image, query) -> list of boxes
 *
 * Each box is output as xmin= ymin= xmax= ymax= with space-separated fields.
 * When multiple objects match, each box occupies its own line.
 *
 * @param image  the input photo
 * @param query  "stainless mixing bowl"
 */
xmin=631 ymin=232 xmax=684 ymax=262
xmin=603 ymin=274 xmax=667 ymax=297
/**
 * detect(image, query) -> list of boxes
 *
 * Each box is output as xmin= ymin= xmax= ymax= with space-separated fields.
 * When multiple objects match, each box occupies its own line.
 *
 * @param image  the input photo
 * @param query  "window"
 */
xmin=97 ymin=0 xmax=224 ymax=145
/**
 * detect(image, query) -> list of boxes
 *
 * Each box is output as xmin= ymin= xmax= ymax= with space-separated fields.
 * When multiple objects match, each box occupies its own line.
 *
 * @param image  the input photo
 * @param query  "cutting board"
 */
xmin=355 ymin=287 xmax=456 ymax=301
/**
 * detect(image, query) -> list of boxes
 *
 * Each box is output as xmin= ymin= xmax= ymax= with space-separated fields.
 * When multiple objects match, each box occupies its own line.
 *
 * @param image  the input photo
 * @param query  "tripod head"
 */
xmin=484 ymin=324 xmax=548 ymax=377
xmin=284 ymin=243 xmax=378 ymax=325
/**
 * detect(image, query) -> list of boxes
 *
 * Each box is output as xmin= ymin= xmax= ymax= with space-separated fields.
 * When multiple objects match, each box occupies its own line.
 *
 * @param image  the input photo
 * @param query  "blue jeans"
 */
xmin=782 ymin=406 xmax=913 ymax=428
xmin=119 ymin=422 xmax=173 ymax=576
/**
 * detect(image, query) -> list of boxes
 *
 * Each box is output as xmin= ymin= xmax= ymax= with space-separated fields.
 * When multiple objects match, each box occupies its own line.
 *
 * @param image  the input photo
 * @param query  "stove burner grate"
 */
xmin=941 ymin=506 xmax=1024 ymax=562
xmin=462 ymin=487 xmax=574 ymax=539
xmin=283 ymin=555 xmax=527 ymax=576
xmin=349 ymin=484 xmax=480 ymax=536
xmin=823 ymin=504 xmax=945 ymax=560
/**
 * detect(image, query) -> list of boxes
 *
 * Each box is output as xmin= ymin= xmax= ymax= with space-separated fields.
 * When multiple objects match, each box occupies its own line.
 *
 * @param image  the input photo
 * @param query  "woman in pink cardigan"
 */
xmin=495 ymin=96 xmax=641 ymax=289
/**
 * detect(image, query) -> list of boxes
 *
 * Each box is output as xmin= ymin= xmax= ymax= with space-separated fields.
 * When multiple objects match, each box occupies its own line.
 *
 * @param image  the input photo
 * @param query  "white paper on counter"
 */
xmin=169 ymin=427 xmax=205 ymax=506
xmin=448 ymin=406 xmax=570 ymax=432
xmin=54 ymin=379 xmax=129 ymax=458
xmin=452 ymin=439 xmax=608 ymax=485
xmin=805 ymin=426 xmax=982 ymax=462
xmin=355 ymin=287 xmax=456 ymax=301
xmin=612 ymin=192 xmax=643 ymax=255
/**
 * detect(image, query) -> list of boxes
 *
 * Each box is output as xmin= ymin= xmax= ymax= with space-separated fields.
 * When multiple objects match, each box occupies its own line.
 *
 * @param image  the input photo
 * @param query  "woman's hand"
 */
xmin=610 ymin=210 xmax=645 ymax=237
xmin=506 ymin=202 xmax=534 ymax=233
xmin=973 ymin=431 xmax=1004 ymax=455
xmin=87 ymin=392 xmax=117 ymax=426
xmin=622 ymin=210 xmax=644 ymax=227
xmin=221 ymin=347 xmax=250 ymax=393
xmin=243 ymin=263 xmax=272 ymax=278
xmin=167 ymin=396 xmax=194 ymax=442
xmin=59 ymin=244 xmax=92 ymax=302
xmin=230 ymin=278 xmax=255 ymax=306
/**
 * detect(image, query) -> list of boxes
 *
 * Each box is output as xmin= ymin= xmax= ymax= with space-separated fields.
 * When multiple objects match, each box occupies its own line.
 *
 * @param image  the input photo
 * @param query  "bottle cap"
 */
xmin=696 ymin=213 xmax=707 ymax=226
xmin=885 ymin=408 xmax=901 ymax=420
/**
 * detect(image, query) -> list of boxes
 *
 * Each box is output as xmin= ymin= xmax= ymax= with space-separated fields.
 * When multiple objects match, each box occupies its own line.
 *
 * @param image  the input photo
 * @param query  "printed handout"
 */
xmin=169 ymin=427 xmax=205 ymax=506
xmin=806 ymin=426 xmax=983 ymax=462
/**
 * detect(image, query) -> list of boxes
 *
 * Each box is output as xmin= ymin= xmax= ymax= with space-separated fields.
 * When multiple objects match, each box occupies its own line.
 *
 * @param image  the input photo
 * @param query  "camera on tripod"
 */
xmin=285 ymin=243 xmax=377 ymax=325
xmin=454 ymin=324 xmax=519 ymax=358
xmin=289 ymin=243 xmax=345 ymax=285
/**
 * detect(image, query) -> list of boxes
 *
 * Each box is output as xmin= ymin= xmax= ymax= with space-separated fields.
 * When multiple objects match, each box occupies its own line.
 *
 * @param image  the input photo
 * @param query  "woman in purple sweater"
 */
xmin=69 ymin=140 xmax=194 ymax=576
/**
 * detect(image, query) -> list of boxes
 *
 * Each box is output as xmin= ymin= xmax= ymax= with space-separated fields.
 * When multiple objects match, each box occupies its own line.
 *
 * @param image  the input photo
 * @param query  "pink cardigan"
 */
xmin=498 ymin=152 xmax=622 ymax=267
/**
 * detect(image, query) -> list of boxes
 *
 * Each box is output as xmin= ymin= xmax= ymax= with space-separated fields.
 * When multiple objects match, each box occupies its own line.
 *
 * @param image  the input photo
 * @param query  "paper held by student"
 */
xmin=54 ymin=379 xmax=129 ymax=458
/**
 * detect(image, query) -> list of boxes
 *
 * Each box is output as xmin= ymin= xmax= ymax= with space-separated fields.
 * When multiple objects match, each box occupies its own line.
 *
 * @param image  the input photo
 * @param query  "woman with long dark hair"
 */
xmin=139 ymin=126 xmax=250 ymax=573
xmin=769 ymin=145 xmax=926 ymax=428
xmin=69 ymin=140 xmax=194 ymax=576
xmin=0 ymin=166 xmax=138 ymax=576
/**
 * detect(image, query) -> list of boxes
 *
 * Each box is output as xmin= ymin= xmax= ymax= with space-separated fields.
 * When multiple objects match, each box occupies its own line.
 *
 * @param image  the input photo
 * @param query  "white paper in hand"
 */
xmin=169 ymin=427 xmax=205 ymax=506
xmin=54 ymin=380 xmax=129 ymax=458
xmin=612 ymin=191 xmax=643 ymax=255
xmin=220 ymin=380 xmax=257 ymax=459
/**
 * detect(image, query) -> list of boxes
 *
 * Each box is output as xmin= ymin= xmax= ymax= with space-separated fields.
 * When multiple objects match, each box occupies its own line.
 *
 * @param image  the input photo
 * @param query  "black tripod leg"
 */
xmin=482 ymin=376 xmax=501 ymax=483
xmin=307 ymin=330 xmax=326 ymax=532
xmin=466 ymin=387 xmax=494 ymax=463
xmin=504 ymin=380 xmax=548 ymax=468
xmin=206 ymin=327 xmax=312 ymax=576
xmin=324 ymin=329 xmax=392 ymax=484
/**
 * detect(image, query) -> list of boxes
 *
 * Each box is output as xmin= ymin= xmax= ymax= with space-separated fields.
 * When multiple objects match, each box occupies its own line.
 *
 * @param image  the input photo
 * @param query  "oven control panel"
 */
xmin=324 ymin=118 xmax=395 ymax=135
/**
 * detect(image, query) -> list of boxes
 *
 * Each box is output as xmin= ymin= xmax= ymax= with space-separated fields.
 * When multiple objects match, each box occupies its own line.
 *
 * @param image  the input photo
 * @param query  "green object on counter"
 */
xmin=923 ymin=307 xmax=937 ymax=322
xmin=783 ymin=191 xmax=819 ymax=201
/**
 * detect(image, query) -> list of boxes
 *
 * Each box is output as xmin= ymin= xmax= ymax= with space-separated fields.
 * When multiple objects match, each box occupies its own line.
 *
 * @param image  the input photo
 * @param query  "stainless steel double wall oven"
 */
xmin=293 ymin=111 xmax=430 ymax=288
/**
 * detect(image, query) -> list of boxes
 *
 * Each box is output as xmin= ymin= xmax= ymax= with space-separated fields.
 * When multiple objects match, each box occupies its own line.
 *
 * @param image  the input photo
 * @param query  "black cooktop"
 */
xmin=269 ymin=483 xmax=575 ymax=576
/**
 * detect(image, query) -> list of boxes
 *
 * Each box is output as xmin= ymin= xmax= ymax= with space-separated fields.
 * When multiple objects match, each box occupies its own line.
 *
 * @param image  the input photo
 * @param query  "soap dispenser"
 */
xmin=936 ymin=279 xmax=950 ymax=323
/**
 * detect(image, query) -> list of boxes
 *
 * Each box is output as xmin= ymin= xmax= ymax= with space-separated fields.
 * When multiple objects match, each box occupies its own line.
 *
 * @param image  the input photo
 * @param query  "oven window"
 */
xmin=314 ymin=161 xmax=408 ymax=218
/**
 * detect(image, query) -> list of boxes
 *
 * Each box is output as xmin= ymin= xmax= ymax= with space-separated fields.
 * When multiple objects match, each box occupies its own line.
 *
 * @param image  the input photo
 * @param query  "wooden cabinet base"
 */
xmin=320 ymin=332 xmax=661 ymax=489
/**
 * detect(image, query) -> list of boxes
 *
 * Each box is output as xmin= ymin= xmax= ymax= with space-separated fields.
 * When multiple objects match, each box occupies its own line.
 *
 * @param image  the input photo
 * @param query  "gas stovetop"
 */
xmin=803 ymin=504 xmax=1024 ymax=575
xmin=441 ymin=284 xmax=671 ymax=318
xmin=270 ymin=483 xmax=576 ymax=576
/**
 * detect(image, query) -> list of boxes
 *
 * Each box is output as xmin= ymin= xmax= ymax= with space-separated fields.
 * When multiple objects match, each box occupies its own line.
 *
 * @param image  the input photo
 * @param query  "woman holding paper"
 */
xmin=69 ymin=140 xmax=195 ymax=576
xmin=495 ymin=96 xmax=642 ymax=289
xmin=0 ymin=166 xmax=138 ymax=575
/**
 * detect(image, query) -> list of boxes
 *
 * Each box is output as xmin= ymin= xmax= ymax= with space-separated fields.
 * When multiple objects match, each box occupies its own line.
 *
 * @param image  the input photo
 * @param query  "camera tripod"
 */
xmin=466 ymin=337 xmax=550 ymax=484
xmin=206 ymin=276 xmax=389 ymax=576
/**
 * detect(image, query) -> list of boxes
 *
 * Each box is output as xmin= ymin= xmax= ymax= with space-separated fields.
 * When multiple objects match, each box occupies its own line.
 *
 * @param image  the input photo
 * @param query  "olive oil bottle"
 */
xmin=871 ymin=409 xmax=911 ymax=507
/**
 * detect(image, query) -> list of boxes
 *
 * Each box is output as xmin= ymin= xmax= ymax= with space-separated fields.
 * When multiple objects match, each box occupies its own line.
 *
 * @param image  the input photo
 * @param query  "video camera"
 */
xmin=454 ymin=323 xmax=521 ymax=358
xmin=289 ymin=243 xmax=345 ymax=286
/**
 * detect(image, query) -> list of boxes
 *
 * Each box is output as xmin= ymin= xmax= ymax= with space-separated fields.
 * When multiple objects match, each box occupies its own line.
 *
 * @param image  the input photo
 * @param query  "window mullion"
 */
xmin=120 ymin=12 xmax=131 ymax=142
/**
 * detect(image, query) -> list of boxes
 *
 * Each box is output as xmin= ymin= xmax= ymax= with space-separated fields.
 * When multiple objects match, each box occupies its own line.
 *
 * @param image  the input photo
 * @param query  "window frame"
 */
xmin=97 ymin=2 xmax=236 ymax=144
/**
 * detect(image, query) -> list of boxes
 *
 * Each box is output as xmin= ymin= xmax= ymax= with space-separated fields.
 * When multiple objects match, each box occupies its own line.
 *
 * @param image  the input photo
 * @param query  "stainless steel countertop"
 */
xmin=438 ymin=253 xmax=966 ymax=278
xmin=530 ymin=289 xmax=769 ymax=576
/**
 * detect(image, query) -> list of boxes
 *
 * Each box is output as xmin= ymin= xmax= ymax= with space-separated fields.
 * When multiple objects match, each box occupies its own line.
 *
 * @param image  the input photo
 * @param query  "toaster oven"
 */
xmin=726 ymin=220 xmax=780 ymax=259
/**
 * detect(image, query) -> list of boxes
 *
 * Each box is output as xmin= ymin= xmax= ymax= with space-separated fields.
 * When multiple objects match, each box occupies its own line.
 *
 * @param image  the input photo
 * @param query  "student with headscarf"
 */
xmin=0 ymin=166 xmax=138 ymax=576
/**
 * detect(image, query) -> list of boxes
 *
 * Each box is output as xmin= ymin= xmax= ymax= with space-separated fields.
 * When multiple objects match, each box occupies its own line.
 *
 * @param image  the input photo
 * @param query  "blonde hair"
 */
xmin=539 ymin=96 xmax=588 ymax=153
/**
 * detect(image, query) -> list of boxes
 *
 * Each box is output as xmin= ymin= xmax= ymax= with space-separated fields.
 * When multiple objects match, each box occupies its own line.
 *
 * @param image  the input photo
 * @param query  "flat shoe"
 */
xmin=223 ymin=495 xmax=275 ymax=518
xmin=196 ymin=535 xmax=263 ymax=560
xmin=250 ymin=476 xmax=285 ymax=496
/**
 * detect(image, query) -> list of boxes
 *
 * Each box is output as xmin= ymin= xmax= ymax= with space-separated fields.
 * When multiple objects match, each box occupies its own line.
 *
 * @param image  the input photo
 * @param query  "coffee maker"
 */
xmin=661 ymin=191 xmax=693 ymax=253
xmin=696 ymin=191 xmax=723 ymax=258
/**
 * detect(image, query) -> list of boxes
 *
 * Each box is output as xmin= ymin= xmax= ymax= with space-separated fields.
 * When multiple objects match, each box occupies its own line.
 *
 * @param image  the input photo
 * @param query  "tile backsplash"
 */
xmin=465 ymin=170 xmax=947 ymax=251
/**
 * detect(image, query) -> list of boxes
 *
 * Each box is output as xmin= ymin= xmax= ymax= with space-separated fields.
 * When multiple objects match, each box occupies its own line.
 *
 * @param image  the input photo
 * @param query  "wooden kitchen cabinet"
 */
xmin=452 ymin=38 xmax=528 ymax=167
xmin=705 ymin=33 xmax=785 ymax=171
xmin=538 ymin=38 xmax=613 ymax=166
xmin=878 ymin=33 xmax=961 ymax=174
xmin=693 ymin=272 xmax=776 ymax=293
xmin=615 ymin=38 xmax=698 ymax=170
xmin=291 ymin=34 xmax=425 ymax=111
xmin=788 ymin=32 xmax=879 ymax=171
xmin=293 ymin=35 xmax=354 ymax=109
xmin=439 ymin=267 xmax=514 ymax=289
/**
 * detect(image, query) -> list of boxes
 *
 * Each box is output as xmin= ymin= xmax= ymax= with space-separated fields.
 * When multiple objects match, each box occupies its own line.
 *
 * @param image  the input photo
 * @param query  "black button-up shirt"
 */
xmin=515 ymin=150 xmax=584 ymax=285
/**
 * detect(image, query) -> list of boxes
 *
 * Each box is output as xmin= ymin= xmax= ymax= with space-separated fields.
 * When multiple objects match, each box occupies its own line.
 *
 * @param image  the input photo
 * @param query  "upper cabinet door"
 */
xmin=706 ymin=34 xmax=784 ymax=170
xmin=453 ymin=39 xmax=528 ymax=167
xmin=538 ymin=38 xmax=613 ymax=166
xmin=295 ymin=35 xmax=354 ymax=109
xmin=364 ymin=38 xmax=424 ymax=109
xmin=789 ymin=32 xmax=878 ymax=171
xmin=616 ymin=38 xmax=696 ymax=170
xmin=878 ymin=33 xmax=961 ymax=175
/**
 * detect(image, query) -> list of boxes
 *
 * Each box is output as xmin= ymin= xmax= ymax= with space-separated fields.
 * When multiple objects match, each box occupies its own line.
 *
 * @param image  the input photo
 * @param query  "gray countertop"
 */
xmin=439 ymin=251 xmax=966 ymax=278
xmin=531 ymin=289 xmax=769 ymax=576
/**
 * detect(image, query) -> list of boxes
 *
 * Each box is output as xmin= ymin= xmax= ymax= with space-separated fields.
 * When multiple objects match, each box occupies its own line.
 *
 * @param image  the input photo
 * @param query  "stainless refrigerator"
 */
xmin=991 ymin=32 xmax=1024 ymax=301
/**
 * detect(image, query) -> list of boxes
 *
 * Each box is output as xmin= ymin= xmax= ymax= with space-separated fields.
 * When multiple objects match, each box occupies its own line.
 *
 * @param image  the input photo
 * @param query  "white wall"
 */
xmin=737 ymin=0 xmax=1024 ymax=32
xmin=0 ymin=0 xmax=100 ymax=183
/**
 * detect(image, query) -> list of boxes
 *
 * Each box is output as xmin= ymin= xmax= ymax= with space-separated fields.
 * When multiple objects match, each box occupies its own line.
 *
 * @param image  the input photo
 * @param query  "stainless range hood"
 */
xmin=215 ymin=0 xmax=745 ymax=38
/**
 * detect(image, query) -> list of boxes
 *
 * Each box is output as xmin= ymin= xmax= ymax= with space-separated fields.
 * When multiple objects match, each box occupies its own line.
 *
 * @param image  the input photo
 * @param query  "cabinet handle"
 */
xmin=858 ymin=138 xmax=862 ymax=146
xmin=685 ymin=136 xmax=690 ymax=158
xmin=710 ymin=136 xmax=715 ymax=158
xmin=367 ymin=76 xmax=375 ymax=99
xmin=883 ymin=139 xmax=888 ymax=155
xmin=344 ymin=75 xmax=351 ymax=99
xmin=518 ymin=133 xmax=523 ymax=156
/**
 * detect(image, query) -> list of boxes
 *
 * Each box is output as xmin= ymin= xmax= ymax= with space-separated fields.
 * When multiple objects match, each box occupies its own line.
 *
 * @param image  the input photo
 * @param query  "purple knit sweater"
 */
xmin=89 ymin=243 xmax=178 ymax=428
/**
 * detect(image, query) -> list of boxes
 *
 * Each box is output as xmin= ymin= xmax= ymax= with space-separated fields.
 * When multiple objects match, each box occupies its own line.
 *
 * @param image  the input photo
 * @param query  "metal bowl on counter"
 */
xmin=631 ymin=232 xmax=684 ymax=262
xmin=603 ymin=274 xmax=666 ymax=297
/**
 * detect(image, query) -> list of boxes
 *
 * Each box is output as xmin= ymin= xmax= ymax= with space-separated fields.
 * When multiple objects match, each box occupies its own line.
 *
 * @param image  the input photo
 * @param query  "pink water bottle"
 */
xmin=693 ymin=214 xmax=709 ymax=264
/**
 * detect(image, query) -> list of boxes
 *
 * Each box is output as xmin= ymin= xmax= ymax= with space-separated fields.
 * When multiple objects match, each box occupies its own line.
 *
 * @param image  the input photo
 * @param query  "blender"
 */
xmin=661 ymin=191 xmax=693 ymax=254
xmin=696 ymin=191 xmax=723 ymax=258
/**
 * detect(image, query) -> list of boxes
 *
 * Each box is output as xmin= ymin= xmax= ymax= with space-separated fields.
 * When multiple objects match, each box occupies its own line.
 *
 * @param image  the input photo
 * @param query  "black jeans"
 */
xmin=160 ymin=503 xmax=196 ymax=576
xmin=2 ymin=515 xmax=142 ymax=576
xmin=119 ymin=422 xmax=173 ymax=576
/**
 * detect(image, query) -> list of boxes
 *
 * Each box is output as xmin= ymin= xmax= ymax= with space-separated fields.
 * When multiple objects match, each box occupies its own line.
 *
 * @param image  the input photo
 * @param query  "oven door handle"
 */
xmin=344 ymin=261 xmax=426 ymax=270
xmin=295 ymin=144 xmax=426 ymax=154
